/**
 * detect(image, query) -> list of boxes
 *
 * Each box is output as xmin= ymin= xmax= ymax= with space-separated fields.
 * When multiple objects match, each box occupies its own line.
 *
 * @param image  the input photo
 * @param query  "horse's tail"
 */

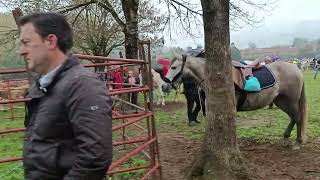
xmin=299 ymin=82 xmax=308 ymax=143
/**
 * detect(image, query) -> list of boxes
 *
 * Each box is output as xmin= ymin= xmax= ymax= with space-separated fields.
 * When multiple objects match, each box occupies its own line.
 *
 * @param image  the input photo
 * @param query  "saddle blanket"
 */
xmin=235 ymin=65 xmax=276 ymax=94
xmin=252 ymin=66 xmax=276 ymax=90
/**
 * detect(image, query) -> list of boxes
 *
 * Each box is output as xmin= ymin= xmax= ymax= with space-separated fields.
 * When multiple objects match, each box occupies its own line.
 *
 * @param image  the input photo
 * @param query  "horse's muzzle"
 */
xmin=162 ymin=77 xmax=172 ymax=84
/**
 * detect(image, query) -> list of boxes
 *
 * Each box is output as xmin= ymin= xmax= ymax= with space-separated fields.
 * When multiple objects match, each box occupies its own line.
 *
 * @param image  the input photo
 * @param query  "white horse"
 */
xmin=151 ymin=69 xmax=167 ymax=106
xmin=151 ymin=69 xmax=181 ymax=106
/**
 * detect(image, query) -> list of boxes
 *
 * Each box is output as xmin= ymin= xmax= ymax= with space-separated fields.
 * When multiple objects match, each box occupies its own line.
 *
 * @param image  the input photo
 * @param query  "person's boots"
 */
xmin=188 ymin=121 xmax=197 ymax=126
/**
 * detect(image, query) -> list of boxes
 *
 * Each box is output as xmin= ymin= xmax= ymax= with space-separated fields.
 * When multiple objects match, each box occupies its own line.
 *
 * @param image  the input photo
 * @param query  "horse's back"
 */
xmin=267 ymin=61 xmax=303 ymax=95
xmin=267 ymin=61 xmax=303 ymax=80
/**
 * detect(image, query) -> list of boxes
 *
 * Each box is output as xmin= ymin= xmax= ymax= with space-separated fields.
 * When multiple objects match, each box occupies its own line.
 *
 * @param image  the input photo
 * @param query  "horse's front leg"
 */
xmin=158 ymin=87 xmax=165 ymax=106
xmin=156 ymin=95 xmax=161 ymax=106
xmin=161 ymin=96 xmax=165 ymax=106
xmin=280 ymin=119 xmax=295 ymax=147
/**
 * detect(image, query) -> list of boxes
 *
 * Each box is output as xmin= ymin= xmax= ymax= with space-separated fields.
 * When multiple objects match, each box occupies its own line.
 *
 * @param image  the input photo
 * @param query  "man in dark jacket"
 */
xmin=18 ymin=12 xmax=112 ymax=179
xmin=182 ymin=78 xmax=206 ymax=126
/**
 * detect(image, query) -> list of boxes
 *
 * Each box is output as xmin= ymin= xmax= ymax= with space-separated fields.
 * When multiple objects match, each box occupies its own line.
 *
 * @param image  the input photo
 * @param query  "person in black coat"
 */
xmin=182 ymin=78 xmax=206 ymax=126
xmin=19 ymin=12 xmax=112 ymax=179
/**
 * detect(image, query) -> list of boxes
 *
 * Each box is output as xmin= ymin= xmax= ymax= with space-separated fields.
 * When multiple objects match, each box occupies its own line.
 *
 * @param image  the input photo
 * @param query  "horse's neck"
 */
xmin=186 ymin=58 xmax=206 ymax=85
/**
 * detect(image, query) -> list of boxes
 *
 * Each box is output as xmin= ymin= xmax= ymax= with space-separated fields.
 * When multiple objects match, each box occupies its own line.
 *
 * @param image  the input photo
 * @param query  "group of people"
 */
xmin=107 ymin=64 xmax=141 ymax=112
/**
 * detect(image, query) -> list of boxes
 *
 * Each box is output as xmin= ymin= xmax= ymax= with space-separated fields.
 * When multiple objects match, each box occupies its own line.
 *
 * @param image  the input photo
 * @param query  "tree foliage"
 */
xmin=0 ymin=0 xmax=166 ymax=59
xmin=292 ymin=37 xmax=309 ymax=48
xmin=248 ymin=41 xmax=256 ymax=49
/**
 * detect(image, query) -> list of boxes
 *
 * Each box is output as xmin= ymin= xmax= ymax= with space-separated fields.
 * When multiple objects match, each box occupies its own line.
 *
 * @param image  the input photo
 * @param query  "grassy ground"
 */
xmin=0 ymin=70 xmax=319 ymax=179
xmin=0 ymin=107 xmax=24 ymax=179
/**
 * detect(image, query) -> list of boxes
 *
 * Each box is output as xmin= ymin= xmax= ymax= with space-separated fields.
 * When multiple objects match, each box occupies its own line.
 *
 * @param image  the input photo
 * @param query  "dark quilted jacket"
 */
xmin=23 ymin=56 xmax=112 ymax=180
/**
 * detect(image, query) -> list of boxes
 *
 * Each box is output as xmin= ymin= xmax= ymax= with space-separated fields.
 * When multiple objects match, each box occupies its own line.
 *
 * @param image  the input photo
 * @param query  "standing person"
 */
xmin=111 ymin=65 xmax=123 ymax=89
xmin=124 ymin=70 xmax=140 ymax=112
xmin=18 ymin=12 xmax=112 ymax=179
xmin=182 ymin=78 xmax=206 ymax=126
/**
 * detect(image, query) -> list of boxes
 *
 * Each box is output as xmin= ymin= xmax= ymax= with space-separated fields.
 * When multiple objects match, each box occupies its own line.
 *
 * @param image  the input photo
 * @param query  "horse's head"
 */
xmin=163 ymin=55 xmax=187 ymax=90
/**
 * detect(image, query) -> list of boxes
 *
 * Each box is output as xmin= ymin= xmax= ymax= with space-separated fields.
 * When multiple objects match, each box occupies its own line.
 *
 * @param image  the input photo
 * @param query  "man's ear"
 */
xmin=44 ymin=34 xmax=58 ymax=50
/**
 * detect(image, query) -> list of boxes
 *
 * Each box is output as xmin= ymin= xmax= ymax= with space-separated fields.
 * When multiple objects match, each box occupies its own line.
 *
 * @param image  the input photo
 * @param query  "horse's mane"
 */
xmin=170 ymin=55 xmax=181 ymax=66
xmin=170 ymin=54 xmax=206 ymax=66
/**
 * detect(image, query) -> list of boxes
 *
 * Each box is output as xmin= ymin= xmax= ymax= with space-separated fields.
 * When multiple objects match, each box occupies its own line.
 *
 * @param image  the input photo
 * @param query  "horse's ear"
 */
xmin=172 ymin=52 xmax=180 ymax=58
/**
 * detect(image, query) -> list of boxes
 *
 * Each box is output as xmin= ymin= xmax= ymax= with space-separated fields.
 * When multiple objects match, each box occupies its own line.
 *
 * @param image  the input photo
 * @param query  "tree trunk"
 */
xmin=121 ymin=0 xmax=139 ymax=60
xmin=187 ymin=1 xmax=249 ymax=179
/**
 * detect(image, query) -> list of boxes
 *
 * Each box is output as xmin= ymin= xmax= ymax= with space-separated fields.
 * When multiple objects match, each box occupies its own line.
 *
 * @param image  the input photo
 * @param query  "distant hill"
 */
xmin=231 ymin=20 xmax=320 ymax=49
xmin=293 ymin=20 xmax=320 ymax=38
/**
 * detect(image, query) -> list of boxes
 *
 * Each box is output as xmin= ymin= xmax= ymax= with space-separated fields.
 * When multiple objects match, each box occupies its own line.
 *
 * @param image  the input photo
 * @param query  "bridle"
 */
xmin=163 ymin=54 xmax=187 ymax=90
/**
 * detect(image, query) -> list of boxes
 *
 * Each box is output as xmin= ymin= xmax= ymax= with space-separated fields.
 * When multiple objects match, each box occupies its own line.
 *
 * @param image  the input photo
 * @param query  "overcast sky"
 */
xmin=164 ymin=0 xmax=320 ymax=48
xmin=2 ymin=1 xmax=320 ymax=49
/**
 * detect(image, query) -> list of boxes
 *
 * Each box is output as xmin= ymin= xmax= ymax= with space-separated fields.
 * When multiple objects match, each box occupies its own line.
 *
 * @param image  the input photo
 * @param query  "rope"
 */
xmin=197 ymin=79 xmax=206 ymax=116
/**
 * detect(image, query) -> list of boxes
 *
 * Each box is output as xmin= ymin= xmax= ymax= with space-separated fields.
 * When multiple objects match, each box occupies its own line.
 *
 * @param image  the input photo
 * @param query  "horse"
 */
xmin=164 ymin=55 xmax=307 ymax=149
xmin=151 ymin=68 xmax=182 ymax=106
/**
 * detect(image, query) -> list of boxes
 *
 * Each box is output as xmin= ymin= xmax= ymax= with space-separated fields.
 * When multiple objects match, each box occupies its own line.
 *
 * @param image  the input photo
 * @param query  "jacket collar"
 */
xmin=27 ymin=55 xmax=80 ymax=98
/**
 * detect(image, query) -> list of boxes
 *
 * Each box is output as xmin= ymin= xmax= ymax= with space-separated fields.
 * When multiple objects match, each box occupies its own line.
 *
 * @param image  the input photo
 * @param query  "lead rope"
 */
xmin=197 ymin=79 xmax=205 ymax=116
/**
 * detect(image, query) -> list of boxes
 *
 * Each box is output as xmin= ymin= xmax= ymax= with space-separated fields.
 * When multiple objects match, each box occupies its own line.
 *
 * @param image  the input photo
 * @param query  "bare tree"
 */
xmin=184 ymin=0 xmax=249 ymax=179
xmin=157 ymin=0 xmax=276 ymax=179
xmin=1 ymin=0 xmax=166 ymax=60
xmin=70 ymin=3 xmax=124 ymax=56
xmin=159 ymin=0 xmax=276 ymax=40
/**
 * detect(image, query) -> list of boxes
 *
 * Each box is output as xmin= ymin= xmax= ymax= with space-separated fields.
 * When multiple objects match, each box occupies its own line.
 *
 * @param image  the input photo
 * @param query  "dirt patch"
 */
xmin=159 ymin=133 xmax=320 ymax=180
xmin=158 ymin=133 xmax=200 ymax=180
xmin=154 ymin=101 xmax=185 ymax=112
xmin=156 ymin=103 xmax=320 ymax=179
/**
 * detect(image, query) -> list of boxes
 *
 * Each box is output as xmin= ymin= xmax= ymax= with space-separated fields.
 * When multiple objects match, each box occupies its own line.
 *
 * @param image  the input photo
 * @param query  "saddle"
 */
xmin=232 ymin=59 xmax=262 ymax=90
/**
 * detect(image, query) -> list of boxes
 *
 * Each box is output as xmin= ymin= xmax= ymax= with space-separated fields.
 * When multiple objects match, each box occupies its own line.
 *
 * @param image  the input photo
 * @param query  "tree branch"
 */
xmin=59 ymin=0 xmax=97 ymax=14
xmin=169 ymin=0 xmax=202 ymax=16
xmin=97 ymin=0 xmax=125 ymax=29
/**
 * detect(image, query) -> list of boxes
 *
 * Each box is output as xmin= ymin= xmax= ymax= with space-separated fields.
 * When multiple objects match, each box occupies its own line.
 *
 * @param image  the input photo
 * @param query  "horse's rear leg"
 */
xmin=274 ymin=97 xmax=303 ymax=148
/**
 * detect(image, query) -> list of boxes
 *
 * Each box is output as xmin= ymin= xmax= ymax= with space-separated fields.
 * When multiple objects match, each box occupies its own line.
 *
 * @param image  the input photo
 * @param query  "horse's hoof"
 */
xmin=195 ymin=120 xmax=201 ymax=123
xmin=280 ymin=138 xmax=291 ymax=147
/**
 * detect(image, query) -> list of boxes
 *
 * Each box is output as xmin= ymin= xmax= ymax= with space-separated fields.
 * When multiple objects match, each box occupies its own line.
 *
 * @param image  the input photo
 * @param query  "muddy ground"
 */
xmin=156 ymin=102 xmax=320 ymax=180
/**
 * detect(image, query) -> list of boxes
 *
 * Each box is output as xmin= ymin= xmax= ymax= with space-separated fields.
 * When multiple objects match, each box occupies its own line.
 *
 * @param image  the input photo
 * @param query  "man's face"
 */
xmin=19 ymin=23 xmax=50 ymax=74
xmin=128 ymin=71 xmax=133 ymax=77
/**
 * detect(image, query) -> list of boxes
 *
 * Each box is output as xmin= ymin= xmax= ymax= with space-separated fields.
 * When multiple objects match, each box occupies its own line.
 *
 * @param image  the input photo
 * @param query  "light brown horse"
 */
xmin=164 ymin=55 xmax=307 ymax=149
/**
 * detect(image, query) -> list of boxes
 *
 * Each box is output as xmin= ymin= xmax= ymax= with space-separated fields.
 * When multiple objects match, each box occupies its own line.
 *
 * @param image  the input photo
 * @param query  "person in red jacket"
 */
xmin=111 ymin=66 xmax=122 ymax=89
